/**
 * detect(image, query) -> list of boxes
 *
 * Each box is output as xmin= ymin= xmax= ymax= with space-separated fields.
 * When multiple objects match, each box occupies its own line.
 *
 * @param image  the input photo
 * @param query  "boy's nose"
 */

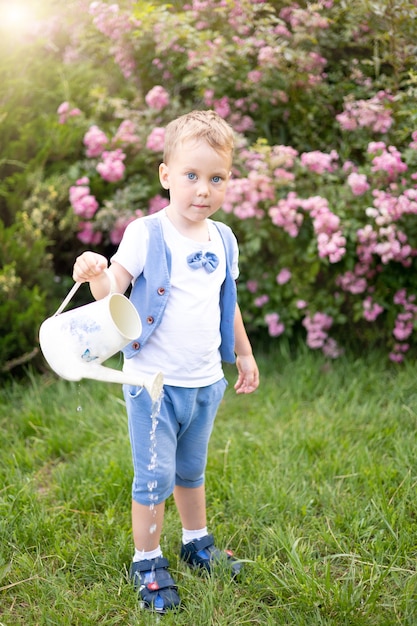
xmin=196 ymin=180 xmax=209 ymax=195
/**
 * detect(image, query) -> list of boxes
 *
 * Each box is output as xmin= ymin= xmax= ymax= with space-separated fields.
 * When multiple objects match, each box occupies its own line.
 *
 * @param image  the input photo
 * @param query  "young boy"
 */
xmin=72 ymin=110 xmax=259 ymax=613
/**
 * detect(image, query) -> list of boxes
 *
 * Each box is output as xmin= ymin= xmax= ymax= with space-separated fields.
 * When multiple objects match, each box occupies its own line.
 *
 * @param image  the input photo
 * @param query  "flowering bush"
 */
xmin=53 ymin=0 xmax=417 ymax=362
xmin=220 ymin=133 xmax=417 ymax=362
xmin=3 ymin=0 xmax=417 ymax=369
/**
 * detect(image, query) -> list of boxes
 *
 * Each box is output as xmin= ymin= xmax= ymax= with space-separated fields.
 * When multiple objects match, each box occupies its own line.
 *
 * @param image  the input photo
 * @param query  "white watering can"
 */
xmin=39 ymin=270 xmax=163 ymax=402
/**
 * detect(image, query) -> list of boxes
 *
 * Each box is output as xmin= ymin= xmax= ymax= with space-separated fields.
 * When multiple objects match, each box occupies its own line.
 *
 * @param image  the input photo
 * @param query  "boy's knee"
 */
xmin=175 ymin=465 xmax=205 ymax=489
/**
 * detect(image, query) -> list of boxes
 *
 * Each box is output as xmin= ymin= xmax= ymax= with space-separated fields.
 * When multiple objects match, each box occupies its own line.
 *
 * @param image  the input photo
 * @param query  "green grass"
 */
xmin=1 ymin=346 xmax=417 ymax=624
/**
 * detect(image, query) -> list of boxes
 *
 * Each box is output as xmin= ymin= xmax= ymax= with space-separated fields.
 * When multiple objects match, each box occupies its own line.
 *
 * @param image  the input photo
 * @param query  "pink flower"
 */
xmin=203 ymin=89 xmax=215 ymax=106
xmin=372 ymin=224 xmax=413 ymax=266
xmin=224 ymin=172 xmax=273 ymax=219
xmin=394 ymin=289 xmax=408 ymax=306
xmin=57 ymin=102 xmax=82 ymax=124
xmin=302 ymin=312 xmax=333 ymax=350
xmin=335 ymin=111 xmax=357 ymax=131
xmin=246 ymin=280 xmax=258 ymax=293
xmin=145 ymin=85 xmax=170 ymax=111
xmin=255 ymin=294 xmax=269 ymax=307
xmin=300 ymin=150 xmax=338 ymax=174
xmin=258 ymin=45 xmax=279 ymax=65
xmin=336 ymin=270 xmax=367 ymax=294
xmin=77 ymin=222 xmax=102 ymax=245
xmin=57 ymin=101 xmax=69 ymax=115
xmin=393 ymin=314 xmax=414 ymax=335
xmin=409 ymin=130 xmax=417 ymax=150
xmin=146 ymin=127 xmax=165 ymax=152
xmin=89 ymin=1 xmax=138 ymax=78
xmin=322 ymin=337 xmax=344 ymax=359
xmin=301 ymin=196 xmax=346 ymax=262
xmin=276 ymin=268 xmax=292 ymax=285
xmin=265 ymin=312 xmax=285 ymax=337
xmin=57 ymin=101 xmax=69 ymax=123
xmin=69 ymin=181 xmax=99 ymax=218
xmin=213 ymin=96 xmax=231 ymax=118
xmin=228 ymin=113 xmax=254 ymax=133
xmin=316 ymin=231 xmax=346 ymax=263
xmin=69 ymin=185 xmax=89 ymax=203
xmin=347 ymin=172 xmax=370 ymax=196
xmin=389 ymin=290 xmax=417 ymax=361
xmin=84 ymin=125 xmax=108 ymax=158
xmin=371 ymin=146 xmax=407 ymax=181
xmin=269 ymin=192 xmax=304 ymax=237
xmin=96 ymin=149 xmax=126 ymax=183
xmin=148 ymin=194 xmax=169 ymax=214
xmin=110 ymin=215 xmax=136 ymax=245
xmin=363 ymin=296 xmax=384 ymax=321
xmin=393 ymin=323 xmax=413 ymax=341
xmin=247 ymin=70 xmax=262 ymax=84
xmin=367 ymin=141 xmax=386 ymax=154
xmin=336 ymin=93 xmax=393 ymax=133
xmin=113 ymin=120 xmax=140 ymax=147
xmin=389 ymin=351 xmax=404 ymax=363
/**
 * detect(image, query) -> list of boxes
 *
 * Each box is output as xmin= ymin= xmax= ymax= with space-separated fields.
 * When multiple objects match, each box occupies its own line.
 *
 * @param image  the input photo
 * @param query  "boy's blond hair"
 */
xmin=163 ymin=110 xmax=235 ymax=165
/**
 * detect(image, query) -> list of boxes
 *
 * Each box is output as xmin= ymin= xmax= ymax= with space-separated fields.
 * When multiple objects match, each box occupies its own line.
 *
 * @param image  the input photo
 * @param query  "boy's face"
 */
xmin=159 ymin=139 xmax=232 ymax=224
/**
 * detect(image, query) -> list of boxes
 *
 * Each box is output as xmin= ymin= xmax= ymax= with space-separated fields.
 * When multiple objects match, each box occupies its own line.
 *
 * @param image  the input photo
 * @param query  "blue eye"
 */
xmin=187 ymin=172 xmax=197 ymax=180
xmin=212 ymin=176 xmax=222 ymax=184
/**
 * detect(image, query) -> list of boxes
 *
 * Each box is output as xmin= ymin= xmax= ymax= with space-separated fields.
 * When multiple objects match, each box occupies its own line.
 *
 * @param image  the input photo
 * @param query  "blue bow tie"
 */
xmin=187 ymin=251 xmax=219 ymax=273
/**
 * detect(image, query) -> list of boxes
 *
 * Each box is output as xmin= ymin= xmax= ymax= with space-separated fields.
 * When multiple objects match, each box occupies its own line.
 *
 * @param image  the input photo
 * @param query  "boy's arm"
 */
xmin=73 ymin=252 xmax=132 ymax=300
xmin=233 ymin=303 xmax=260 ymax=394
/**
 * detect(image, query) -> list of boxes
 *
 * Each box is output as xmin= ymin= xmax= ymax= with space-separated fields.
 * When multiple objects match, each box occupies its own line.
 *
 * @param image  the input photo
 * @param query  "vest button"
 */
xmin=157 ymin=287 xmax=165 ymax=295
xmin=147 ymin=316 xmax=154 ymax=324
xmin=132 ymin=342 xmax=140 ymax=350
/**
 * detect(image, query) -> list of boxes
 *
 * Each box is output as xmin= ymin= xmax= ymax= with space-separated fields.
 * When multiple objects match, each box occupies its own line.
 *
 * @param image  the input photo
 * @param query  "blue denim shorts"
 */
xmin=123 ymin=378 xmax=228 ymax=506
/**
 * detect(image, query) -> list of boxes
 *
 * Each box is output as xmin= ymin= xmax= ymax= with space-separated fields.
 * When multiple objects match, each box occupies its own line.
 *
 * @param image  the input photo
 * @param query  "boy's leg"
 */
xmin=173 ymin=381 xmax=242 ymax=577
xmin=174 ymin=484 xmax=206 ymax=530
xmin=132 ymin=500 xmax=165 ymax=552
xmin=130 ymin=498 xmax=181 ymax=613
xmin=176 ymin=483 xmax=242 ymax=577
xmin=124 ymin=384 xmax=180 ymax=612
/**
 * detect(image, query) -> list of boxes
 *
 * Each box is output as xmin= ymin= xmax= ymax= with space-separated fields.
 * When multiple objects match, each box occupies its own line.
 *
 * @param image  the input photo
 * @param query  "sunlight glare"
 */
xmin=1 ymin=3 xmax=35 ymax=33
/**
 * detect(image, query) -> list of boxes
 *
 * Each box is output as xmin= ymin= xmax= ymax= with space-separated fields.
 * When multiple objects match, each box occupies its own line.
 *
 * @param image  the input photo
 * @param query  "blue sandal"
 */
xmin=180 ymin=534 xmax=242 ymax=578
xmin=129 ymin=556 xmax=180 ymax=613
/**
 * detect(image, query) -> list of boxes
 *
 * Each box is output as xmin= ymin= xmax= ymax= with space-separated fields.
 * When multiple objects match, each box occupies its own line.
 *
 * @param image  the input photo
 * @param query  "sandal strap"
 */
xmin=131 ymin=556 xmax=170 ymax=573
xmin=130 ymin=557 xmax=178 ymax=591
xmin=186 ymin=534 xmax=228 ymax=559
xmin=187 ymin=533 xmax=216 ymax=552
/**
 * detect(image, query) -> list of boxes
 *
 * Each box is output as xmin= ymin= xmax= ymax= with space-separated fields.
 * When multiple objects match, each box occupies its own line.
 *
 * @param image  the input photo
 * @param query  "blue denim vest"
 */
xmin=123 ymin=216 xmax=237 ymax=363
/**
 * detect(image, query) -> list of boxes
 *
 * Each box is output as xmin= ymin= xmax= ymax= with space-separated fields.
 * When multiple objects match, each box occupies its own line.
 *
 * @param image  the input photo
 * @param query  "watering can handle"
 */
xmin=53 ymin=268 xmax=116 ymax=316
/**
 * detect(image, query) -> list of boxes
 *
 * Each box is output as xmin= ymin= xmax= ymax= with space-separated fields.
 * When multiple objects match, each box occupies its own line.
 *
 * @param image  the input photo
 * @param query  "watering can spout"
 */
xmin=82 ymin=365 xmax=164 ymax=403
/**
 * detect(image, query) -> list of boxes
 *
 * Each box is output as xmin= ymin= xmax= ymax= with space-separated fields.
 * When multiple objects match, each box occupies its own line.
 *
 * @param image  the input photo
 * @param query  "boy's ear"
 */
xmin=159 ymin=163 xmax=170 ymax=189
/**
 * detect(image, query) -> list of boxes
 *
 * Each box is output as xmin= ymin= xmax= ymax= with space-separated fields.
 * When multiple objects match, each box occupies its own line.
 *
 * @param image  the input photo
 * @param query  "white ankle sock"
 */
xmin=133 ymin=545 xmax=163 ymax=562
xmin=182 ymin=526 xmax=208 ymax=545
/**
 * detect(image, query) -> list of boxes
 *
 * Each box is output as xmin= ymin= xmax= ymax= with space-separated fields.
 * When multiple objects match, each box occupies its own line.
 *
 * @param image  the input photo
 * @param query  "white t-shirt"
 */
xmin=112 ymin=210 xmax=239 ymax=386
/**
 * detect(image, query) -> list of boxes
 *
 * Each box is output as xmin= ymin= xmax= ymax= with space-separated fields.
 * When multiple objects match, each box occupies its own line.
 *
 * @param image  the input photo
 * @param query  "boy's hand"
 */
xmin=234 ymin=354 xmax=259 ymax=394
xmin=72 ymin=251 xmax=108 ymax=283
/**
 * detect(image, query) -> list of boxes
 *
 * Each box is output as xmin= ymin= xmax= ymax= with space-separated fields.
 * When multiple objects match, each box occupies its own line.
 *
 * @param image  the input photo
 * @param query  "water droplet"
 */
xmin=76 ymin=406 xmax=82 ymax=412
xmin=149 ymin=523 xmax=157 ymax=534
